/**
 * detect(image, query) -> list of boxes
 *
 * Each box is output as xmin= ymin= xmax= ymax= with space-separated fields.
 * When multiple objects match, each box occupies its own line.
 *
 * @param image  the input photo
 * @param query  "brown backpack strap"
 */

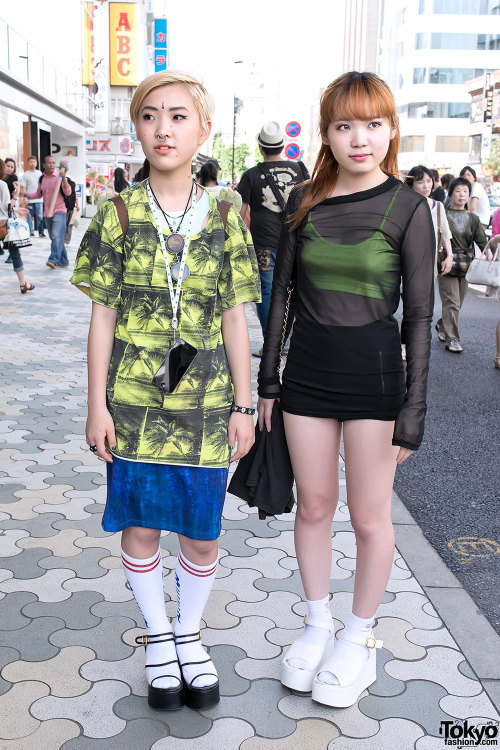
xmin=110 ymin=195 xmax=129 ymax=238
xmin=217 ymin=199 xmax=231 ymax=230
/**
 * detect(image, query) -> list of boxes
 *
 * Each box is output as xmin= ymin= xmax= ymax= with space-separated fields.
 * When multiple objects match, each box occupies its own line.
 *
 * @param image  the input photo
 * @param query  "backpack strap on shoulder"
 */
xmin=110 ymin=195 xmax=129 ymax=238
xmin=217 ymin=199 xmax=231 ymax=230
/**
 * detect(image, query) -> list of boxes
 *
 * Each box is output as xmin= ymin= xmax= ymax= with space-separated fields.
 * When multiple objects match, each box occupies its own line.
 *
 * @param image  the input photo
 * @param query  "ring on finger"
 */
xmin=89 ymin=445 xmax=98 ymax=453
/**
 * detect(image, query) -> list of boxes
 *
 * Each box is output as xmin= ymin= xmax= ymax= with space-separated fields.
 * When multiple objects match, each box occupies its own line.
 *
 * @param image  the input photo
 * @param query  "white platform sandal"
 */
xmin=281 ymin=615 xmax=334 ymax=692
xmin=311 ymin=630 xmax=383 ymax=708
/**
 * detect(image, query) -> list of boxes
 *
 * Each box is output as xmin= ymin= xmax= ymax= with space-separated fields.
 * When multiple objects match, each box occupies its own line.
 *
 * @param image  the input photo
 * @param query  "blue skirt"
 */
xmin=103 ymin=456 xmax=228 ymax=540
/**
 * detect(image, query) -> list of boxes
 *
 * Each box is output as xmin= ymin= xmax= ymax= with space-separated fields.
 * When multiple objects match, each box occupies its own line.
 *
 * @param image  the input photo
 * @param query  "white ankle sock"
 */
xmin=287 ymin=596 xmax=332 ymax=671
xmin=318 ymin=612 xmax=374 ymax=686
xmin=121 ymin=547 xmax=180 ymax=690
xmin=174 ymin=551 xmax=218 ymax=689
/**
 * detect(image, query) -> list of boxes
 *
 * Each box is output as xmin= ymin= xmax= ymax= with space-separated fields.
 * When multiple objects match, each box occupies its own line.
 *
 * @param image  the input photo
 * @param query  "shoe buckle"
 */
xmin=365 ymin=636 xmax=376 ymax=649
xmin=141 ymin=635 xmax=148 ymax=646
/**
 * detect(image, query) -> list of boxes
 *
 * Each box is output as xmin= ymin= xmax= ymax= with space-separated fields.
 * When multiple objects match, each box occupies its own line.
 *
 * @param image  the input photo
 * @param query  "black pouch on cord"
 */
xmin=152 ymin=339 xmax=198 ymax=393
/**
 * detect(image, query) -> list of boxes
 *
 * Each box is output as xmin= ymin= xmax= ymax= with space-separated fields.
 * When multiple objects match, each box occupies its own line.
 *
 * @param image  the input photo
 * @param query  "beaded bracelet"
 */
xmin=231 ymin=404 xmax=256 ymax=415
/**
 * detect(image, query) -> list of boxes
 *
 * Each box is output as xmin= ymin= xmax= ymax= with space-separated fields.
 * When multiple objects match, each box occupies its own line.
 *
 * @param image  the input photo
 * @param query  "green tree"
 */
xmin=487 ymin=137 xmax=500 ymax=177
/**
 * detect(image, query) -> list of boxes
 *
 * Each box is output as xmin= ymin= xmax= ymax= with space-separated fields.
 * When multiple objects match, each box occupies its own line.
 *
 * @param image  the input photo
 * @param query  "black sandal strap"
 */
xmin=150 ymin=674 xmax=182 ymax=689
xmin=187 ymin=673 xmax=218 ymax=689
xmin=179 ymin=657 xmax=211 ymax=668
xmin=135 ymin=632 xmax=174 ymax=647
xmin=174 ymin=631 xmax=201 ymax=641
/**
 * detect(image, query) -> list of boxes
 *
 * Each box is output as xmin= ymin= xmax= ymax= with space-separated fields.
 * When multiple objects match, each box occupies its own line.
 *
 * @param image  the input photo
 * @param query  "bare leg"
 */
xmin=283 ymin=413 xmax=342 ymax=600
xmin=343 ymin=419 xmax=398 ymax=618
xmin=178 ymin=535 xmax=218 ymax=566
xmin=121 ymin=525 xmax=161 ymax=557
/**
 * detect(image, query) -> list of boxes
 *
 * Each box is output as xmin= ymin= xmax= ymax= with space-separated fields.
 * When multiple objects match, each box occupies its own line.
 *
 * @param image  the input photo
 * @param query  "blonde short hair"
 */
xmin=130 ymin=71 xmax=214 ymax=129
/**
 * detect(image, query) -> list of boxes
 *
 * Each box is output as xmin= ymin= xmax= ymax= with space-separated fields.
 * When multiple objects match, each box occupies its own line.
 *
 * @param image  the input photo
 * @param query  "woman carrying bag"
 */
xmin=0 ymin=159 xmax=34 ymax=294
xmin=258 ymin=71 xmax=434 ymax=708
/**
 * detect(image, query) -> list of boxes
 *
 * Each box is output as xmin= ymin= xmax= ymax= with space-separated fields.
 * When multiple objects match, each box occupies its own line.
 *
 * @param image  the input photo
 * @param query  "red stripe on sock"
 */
xmin=178 ymin=553 xmax=217 ymax=578
xmin=121 ymin=551 xmax=161 ymax=573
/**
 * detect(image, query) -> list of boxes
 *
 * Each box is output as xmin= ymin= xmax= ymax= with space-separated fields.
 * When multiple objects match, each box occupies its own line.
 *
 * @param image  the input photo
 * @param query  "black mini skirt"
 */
xmin=280 ymin=316 xmax=405 ymax=421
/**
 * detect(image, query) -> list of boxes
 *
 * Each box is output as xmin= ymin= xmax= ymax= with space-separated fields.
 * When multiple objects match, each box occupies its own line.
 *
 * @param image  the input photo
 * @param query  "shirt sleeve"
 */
xmin=62 ymin=179 xmax=72 ymax=196
xmin=257 ymin=187 xmax=302 ymax=399
xmin=236 ymin=169 xmax=252 ymax=205
xmin=471 ymin=212 xmax=487 ymax=251
xmin=439 ymin=202 xmax=452 ymax=242
xmin=70 ymin=199 xmax=124 ymax=309
xmin=26 ymin=184 xmax=42 ymax=200
xmin=217 ymin=205 xmax=261 ymax=309
xmin=492 ymin=208 xmax=500 ymax=238
xmin=393 ymin=198 xmax=435 ymax=451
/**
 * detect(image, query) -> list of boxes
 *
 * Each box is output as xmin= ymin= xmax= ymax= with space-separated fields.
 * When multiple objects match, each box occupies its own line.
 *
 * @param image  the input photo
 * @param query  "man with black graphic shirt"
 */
xmin=237 ymin=122 xmax=309 ymax=356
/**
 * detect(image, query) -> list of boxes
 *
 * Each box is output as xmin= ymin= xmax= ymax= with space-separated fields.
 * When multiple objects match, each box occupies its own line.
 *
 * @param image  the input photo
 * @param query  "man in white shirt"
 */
xmin=460 ymin=166 xmax=490 ymax=228
xmin=20 ymin=155 xmax=45 ymax=237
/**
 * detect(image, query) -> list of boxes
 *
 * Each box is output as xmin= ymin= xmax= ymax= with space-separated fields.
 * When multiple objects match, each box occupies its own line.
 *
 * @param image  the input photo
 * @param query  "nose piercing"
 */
xmin=157 ymin=134 xmax=167 ymax=142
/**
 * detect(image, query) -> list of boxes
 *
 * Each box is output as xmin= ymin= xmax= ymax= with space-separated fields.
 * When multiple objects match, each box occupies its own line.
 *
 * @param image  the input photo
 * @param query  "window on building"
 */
xmin=435 ymin=136 xmax=469 ymax=152
xmin=469 ymin=134 xmax=482 ymax=161
xmin=413 ymin=68 xmax=426 ymax=84
xmin=434 ymin=0 xmax=500 ymax=13
xmin=430 ymin=33 xmax=500 ymax=49
xmin=428 ymin=68 xmax=493 ymax=84
xmin=400 ymin=136 xmax=425 ymax=151
xmin=419 ymin=0 xmax=425 ymax=12
xmin=415 ymin=33 xmax=427 ymax=49
xmin=408 ymin=102 xmax=469 ymax=118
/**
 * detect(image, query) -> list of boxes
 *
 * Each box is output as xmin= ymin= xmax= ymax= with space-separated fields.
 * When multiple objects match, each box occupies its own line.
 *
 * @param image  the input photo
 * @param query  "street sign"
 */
xmin=285 ymin=121 xmax=301 ymax=138
xmin=285 ymin=143 xmax=300 ymax=160
xmin=154 ymin=18 xmax=167 ymax=71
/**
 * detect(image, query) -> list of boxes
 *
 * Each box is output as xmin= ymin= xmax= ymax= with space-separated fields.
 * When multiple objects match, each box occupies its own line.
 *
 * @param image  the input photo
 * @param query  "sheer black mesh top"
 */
xmin=257 ymin=176 xmax=435 ymax=450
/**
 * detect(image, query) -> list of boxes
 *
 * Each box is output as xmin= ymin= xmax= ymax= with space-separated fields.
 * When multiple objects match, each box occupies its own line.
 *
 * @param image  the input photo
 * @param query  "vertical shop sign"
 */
xmin=481 ymin=72 xmax=494 ymax=162
xmin=109 ymin=2 xmax=138 ymax=86
xmin=81 ymin=2 xmax=94 ymax=85
xmin=154 ymin=18 xmax=167 ymax=72
xmin=93 ymin=1 xmax=109 ymax=131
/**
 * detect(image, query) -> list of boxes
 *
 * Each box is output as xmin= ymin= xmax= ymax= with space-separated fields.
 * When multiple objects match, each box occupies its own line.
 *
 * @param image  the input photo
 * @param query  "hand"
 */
xmin=440 ymin=255 xmax=453 ymax=275
xmin=257 ymin=396 xmax=276 ymax=432
xmin=228 ymin=412 xmax=255 ymax=463
xmin=396 ymin=447 xmax=414 ymax=465
xmin=86 ymin=406 xmax=116 ymax=463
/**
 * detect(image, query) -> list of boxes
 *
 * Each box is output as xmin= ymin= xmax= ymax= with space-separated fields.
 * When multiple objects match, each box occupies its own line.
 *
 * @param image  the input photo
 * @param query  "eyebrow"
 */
xmin=141 ymin=105 xmax=189 ymax=113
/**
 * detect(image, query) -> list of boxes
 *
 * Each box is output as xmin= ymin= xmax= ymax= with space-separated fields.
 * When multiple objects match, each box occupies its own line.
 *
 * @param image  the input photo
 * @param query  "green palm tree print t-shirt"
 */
xmin=71 ymin=183 xmax=260 ymax=468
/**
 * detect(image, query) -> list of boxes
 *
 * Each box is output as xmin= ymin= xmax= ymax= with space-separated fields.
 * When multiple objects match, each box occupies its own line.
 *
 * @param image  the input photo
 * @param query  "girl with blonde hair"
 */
xmin=258 ymin=71 xmax=434 ymax=707
xmin=72 ymin=71 xmax=260 ymax=710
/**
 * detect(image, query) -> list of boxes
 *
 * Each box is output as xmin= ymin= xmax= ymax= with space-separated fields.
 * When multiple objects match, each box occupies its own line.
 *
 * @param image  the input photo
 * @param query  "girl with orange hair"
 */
xmin=258 ymin=72 xmax=434 ymax=707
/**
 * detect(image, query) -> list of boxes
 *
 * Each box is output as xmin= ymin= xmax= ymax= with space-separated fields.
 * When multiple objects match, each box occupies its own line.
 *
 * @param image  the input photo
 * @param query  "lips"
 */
xmin=350 ymin=154 xmax=371 ymax=161
xmin=154 ymin=145 xmax=173 ymax=153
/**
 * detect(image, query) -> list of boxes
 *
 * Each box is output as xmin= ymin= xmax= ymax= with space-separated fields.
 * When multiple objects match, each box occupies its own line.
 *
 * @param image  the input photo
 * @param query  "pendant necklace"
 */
xmin=148 ymin=181 xmax=193 ymax=280
xmin=146 ymin=179 xmax=197 ymax=332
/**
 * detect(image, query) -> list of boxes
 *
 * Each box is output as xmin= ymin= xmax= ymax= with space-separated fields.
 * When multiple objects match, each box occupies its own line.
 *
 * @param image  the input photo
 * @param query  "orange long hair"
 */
xmin=290 ymin=71 xmax=400 ymax=230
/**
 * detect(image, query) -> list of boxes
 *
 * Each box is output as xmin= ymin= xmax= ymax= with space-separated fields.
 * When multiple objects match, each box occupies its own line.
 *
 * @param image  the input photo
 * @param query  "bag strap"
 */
xmin=111 ymin=195 xmax=129 ymax=238
xmin=217 ymin=199 xmax=231 ymax=230
xmin=257 ymin=163 xmax=286 ymax=212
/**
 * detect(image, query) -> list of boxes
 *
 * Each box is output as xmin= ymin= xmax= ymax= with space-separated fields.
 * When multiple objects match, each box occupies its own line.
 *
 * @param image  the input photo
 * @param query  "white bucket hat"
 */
xmin=257 ymin=121 xmax=284 ymax=149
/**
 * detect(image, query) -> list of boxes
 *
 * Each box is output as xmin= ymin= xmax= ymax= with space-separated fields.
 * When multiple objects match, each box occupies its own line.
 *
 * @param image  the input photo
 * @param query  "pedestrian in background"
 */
xmin=237 ymin=121 xmax=309 ymax=357
xmin=96 ymin=166 xmax=129 ymax=209
xmin=3 ymin=158 xmax=18 ymax=198
xmin=436 ymin=176 xmax=488 ymax=352
xmin=258 ymin=71 xmax=434 ymax=709
xmin=21 ymin=155 xmax=72 ymax=269
xmin=20 ymin=155 xmax=45 ymax=238
xmin=460 ymin=166 xmax=490 ymax=229
xmin=0 ymin=159 xmax=35 ymax=294
xmin=404 ymin=165 xmax=453 ymax=276
xmin=59 ymin=160 xmax=79 ymax=245
xmin=71 ymin=70 xmax=259 ymax=712
xmin=199 ymin=161 xmax=223 ymax=196
xmin=430 ymin=168 xmax=445 ymax=202
xmin=440 ymin=173 xmax=454 ymax=208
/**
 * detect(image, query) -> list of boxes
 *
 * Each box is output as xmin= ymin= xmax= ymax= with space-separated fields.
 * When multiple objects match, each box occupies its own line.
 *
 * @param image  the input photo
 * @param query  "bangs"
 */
xmin=323 ymin=73 xmax=396 ymax=125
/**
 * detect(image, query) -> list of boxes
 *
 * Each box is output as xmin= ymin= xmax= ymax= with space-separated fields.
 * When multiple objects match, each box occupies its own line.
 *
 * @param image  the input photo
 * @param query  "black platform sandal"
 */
xmin=135 ymin=632 xmax=184 ymax=710
xmin=175 ymin=631 xmax=220 ymax=710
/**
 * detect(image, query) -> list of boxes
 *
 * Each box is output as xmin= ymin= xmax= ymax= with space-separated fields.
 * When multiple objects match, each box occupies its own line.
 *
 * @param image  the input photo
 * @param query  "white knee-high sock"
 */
xmin=121 ymin=547 xmax=180 ymax=690
xmin=174 ymin=550 xmax=218 ymax=689
xmin=318 ymin=612 xmax=374 ymax=685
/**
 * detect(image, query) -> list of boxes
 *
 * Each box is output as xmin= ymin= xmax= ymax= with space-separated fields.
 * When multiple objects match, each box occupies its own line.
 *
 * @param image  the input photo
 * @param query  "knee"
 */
xmin=296 ymin=495 xmax=336 ymax=525
xmin=350 ymin=513 xmax=393 ymax=542
xmin=123 ymin=526 xmax=160 ymax=548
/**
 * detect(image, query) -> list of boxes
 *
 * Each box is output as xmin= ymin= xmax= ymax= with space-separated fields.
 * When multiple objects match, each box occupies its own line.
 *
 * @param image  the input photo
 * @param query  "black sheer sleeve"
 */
xmin=257 ymin=188 xmax=303 ymax=399
xmin=393 ymin=198 xmax=435 ymax=450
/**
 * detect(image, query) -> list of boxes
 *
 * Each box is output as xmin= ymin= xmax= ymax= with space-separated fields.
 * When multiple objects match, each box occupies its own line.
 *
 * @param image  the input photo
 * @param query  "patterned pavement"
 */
xmin=0 ymin=219 xmax=499 ymax=749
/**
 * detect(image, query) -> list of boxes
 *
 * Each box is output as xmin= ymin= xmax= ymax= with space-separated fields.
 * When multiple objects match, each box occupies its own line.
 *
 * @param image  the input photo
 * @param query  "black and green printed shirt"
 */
xmin=71 ymin=183 xmax=260 ymax=468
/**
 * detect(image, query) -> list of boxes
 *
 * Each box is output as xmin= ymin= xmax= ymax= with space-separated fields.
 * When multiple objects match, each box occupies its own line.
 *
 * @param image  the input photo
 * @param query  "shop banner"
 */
xmin=81 ymin=2 xmax=94 ymax=86
xmin=154 ymin=18 xmax=167 ymax=72
xmin=109 ymin=2 xmax=138 ymax=86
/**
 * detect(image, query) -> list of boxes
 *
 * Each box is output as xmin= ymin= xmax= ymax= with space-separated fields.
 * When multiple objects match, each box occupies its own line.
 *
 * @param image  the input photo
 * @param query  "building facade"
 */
xmin=343 ymin=0 xmax=383 ymax=74
xmin=379 ymin=0 xmax=500 ymax=175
